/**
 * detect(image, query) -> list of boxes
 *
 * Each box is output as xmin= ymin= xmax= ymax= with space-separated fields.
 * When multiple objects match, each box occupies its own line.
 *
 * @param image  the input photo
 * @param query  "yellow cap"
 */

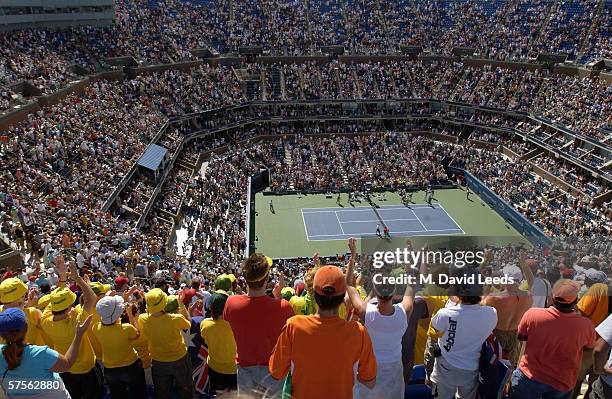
xmin=50 ymin=287 xmax=77 ymax=312
xmin=0 ymin=278 xmax=28 ymax=304
xmin=164 ymin=295 xmax=179 ymax=313
xmin=89 ymin=282 xmax=111 ymax=296
xmin=38 ymin=294 xmax=51 ymax=310
xmin=227 ymin=274 xmax=236 ymax=283
xmin=145 ymin=288 xmax=168 ymax=314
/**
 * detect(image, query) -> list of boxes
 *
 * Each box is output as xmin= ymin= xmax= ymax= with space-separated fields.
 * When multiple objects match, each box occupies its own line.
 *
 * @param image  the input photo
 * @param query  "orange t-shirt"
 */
xmin=518 ymin=307 xmax=596 ymax=392
xmin=577 ymin=283 xmax=609 ymax=327
xmin=269 ymin=315 xmax=377 ymax=399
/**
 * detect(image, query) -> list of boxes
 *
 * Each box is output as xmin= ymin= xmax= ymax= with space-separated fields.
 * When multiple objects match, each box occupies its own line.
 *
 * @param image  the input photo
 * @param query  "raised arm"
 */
xmin=518 ymin=250 xmax=534 ymax=290
xmin=69 ymin=260 xmax=96 ymax=313
xmin=345 ymin=237 xmax=357 ymax=287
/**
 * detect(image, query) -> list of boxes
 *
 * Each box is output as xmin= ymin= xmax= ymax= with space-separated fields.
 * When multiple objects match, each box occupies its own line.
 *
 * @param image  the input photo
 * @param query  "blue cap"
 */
xmin=0 ymin=308 xmax=27 ymax=335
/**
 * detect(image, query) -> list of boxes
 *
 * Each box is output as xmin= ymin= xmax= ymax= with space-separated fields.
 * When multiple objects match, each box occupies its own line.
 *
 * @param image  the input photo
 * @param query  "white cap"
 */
xmin=502 ymin=265 xmax=523 ymax=284
xmin=96 ymin=296 xmax=125 ymax=325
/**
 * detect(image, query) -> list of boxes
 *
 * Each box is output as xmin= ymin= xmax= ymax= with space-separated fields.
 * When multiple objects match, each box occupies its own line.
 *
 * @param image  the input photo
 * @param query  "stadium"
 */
xmin=0 ymin=0 xmax=611 ymax=398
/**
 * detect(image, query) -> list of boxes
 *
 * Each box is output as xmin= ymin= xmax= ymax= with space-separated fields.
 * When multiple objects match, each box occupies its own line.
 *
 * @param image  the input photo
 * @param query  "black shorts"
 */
xmin=208 ymin=366 xmax=237 ymax=392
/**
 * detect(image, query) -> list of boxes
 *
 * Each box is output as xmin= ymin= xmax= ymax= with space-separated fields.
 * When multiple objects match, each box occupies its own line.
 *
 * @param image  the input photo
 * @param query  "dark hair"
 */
xmin=192 ymin=279 xmax=200 ymax=290
xmin=553 ymin=299 xmax=577 ymax=312
xmin=51 ymin=307 xmax=70 ymax=316
xmin=314 ymin=292 xmax=345 ymax=311
xmin=459 ymin=295 xmax=482 ymax=305
xmin=1 ymin=326 xmax=27 ymax=370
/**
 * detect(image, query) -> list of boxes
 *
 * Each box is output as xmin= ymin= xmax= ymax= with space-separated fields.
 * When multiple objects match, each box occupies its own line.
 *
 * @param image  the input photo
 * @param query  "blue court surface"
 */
xmin=301 ymin=204 xmax=464 ymax=241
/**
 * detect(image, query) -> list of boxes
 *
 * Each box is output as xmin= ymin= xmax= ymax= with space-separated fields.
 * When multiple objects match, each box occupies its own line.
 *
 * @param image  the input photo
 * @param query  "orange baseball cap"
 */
xmin=314 ymin=266 xmax=347 ymax=296
xmin=552 ymin=279 xmax=580 ymax=304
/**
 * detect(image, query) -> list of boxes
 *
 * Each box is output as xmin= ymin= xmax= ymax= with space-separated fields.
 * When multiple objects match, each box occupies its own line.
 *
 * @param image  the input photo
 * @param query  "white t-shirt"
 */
xmin=432 ymin=303 xmax=498 ymax=371
xmin=363 ymin=302 xmax=407 ymax=364
xmin=595 ymin=314 xmax=612 ymax=387
xmin=531 ymin=278 xmax=552 ymax=308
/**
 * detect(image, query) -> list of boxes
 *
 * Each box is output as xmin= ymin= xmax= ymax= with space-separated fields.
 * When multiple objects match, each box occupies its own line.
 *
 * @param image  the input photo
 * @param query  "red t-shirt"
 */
xmin=182 ymin=288 xmax=196 ymax=304
xmin=518 ymin=306 xmax=596 ymax=392
xmin=224 ymin=294 xmax=294 ymax=367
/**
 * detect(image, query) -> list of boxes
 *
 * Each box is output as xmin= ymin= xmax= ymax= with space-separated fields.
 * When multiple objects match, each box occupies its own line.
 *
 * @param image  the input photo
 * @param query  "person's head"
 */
xmin=552 ymin=279 xmax=580 ymax=312
xmin=50 ymin=287 xmax=77 ymax=316
xmin=0 ymin=308 xmax=28 ymax=370
xmin=313 ymin=266 xmax=347 ymax=311
xmin=281 ymin=287 xmax=295 ymax=301
xmin=209 ymin=292 xmax=229 ymax=319
xmin=145 ymin=288 xmax=168 ymax=314
xmin=96 ymin=296 xmax=125 ymax=325
xmin=90 ymin=282 xmax=111 ymax=298
xmin=304 ymin=266 xmax=319 ymax=296
xmin=0 ymin=278 xmax=28 ymax=308
xmin=164 ymin=295 xmax=179 ymax=313
xmin=584 ymin=268 xmax=607 ymax=287
xmin=242 ymin=253 xmax=272 ymax=290
xmin=191 ymin=278 xmax=200 ymax=290
xmin=501 ymin=265 xmax=523 ymax=288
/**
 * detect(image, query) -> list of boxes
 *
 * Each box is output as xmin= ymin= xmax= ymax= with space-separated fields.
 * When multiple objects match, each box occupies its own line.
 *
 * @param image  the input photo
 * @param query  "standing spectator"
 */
xmin=592 ymin=313 xmax=612 ymax=399
xmin=482 ymin=262 xmax=533 ymax=368
xmin=269 ymin=265 xmax=377 ymax=398
xmin=0 ymin=277 xmax=45 ymax=345
xmin=40 ymin=261 xmax=104 ymax=399
xmin=344 ymin=236 xmax=413 ymax=398
xmin=0 ymin=308 xmax=92 ymax=398
xmin=573 ymin=271 xmax=611 ymax=398
xmin=509 ymin=279 xmax=597 ymax=399
xmin=200 ymin=292 xmax=237 ymax=394
xmin=224 ymin=253 xmax=294 ymax=398
xmin=138 ymin=288 xmax=194 ymax=399
xmin=525 ymin=259 xmax=552 ymax=309
xmin=92 ymin=295 xmax=147 ymax=399
xmin=429 ymin=274 xmax=498 ymax=399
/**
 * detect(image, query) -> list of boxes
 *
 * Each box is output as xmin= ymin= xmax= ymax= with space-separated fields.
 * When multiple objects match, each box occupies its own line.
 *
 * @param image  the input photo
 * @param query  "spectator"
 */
xmin=223 ymin=253 xmax=294 ymax=398
xmin=138 ymin=288 xmax=193 ymax=399
xmin=199 ymin=292 xmax=237 ymax=394
xmin=429 ymin=272 xmax=498 ymax=399
xmin=269 ymin=265 xmax=377 ymax=398
xmin=0 ymin=307 xmax=92 ymax=398
xmin=93 ymin=295 xmax=147 ymax=399
xmin=39 ymin=261 xmax=103 ymax=399
xmin=509 ymin=279 xmax=597 ymax=399
xmin=482 ymin=261 xmax=533 ymax=368
xmin=592 ymin=313 xmax=612 ymax=399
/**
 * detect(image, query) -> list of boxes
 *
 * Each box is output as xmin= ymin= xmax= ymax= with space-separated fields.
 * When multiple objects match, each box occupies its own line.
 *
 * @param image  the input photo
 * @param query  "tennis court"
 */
xmin=301 ymin=204 xmax=464 ymax=241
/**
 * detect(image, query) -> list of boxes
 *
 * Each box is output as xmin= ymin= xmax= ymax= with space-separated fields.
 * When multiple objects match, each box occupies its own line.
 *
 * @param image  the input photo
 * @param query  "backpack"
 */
xmin=478 ymin=334 xmax=512 ymax=399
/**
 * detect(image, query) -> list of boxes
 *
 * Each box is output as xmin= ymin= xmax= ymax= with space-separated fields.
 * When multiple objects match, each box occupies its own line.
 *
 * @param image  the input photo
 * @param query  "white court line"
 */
xmin=436 ymin=203 xmax=466 ymax=235
xmin=334 ymin=211 xmax=346 ymax=234
xmin=340 ymin=218 xmax=419 ymax=223
xmin=307 ymin=228 xmax=464 ymax=238
xmin=300 ymin=209 xmax=311 ymax=242
xmin=301 ymin=208 xmax=374 ymax=214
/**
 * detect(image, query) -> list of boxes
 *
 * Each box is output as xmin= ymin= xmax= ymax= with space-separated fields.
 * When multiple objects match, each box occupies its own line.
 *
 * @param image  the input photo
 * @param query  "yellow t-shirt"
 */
xmin=138 ymin=313 xmax=190 ymax=362
xmin=577 ymin=283 xmax=610 ymax=327
xmin=133 ymin=333 xmax=151 ymax=369
xmin=200 ymin=318 xmax=237 ymax=374
xmin=40 ymin=307 xmax=96 ymax=374
xmin=425 ymin=295 xmax=449 ymax=339
xmin=75 ymin=304 xmax=103 ymax=360
xmin=289 ymin=294 xmax=347 ymax=319
xmin=0 ymin=307 xmax=46 ymax=346
xmin=92 ymin=322 xmax=139 ymax=368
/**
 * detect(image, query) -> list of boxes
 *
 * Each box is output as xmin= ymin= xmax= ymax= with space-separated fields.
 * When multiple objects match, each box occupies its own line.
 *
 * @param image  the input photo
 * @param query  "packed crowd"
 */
xmin=0 ymin=230 xmax=610 ymax=398
xmin=1 ymin=0 xmax=611 ymax=96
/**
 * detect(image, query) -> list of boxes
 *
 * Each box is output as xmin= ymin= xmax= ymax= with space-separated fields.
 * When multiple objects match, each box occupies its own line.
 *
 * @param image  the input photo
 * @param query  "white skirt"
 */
xmin=353 ymin=361 xmax=404 ymax=399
